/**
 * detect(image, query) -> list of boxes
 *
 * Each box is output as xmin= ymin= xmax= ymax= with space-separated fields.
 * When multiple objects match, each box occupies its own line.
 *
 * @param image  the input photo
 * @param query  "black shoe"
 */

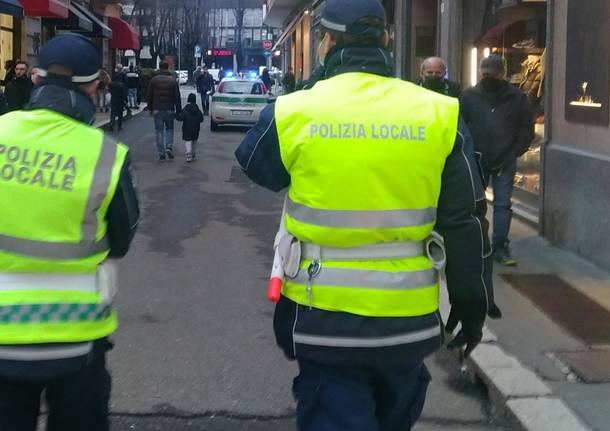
xmin=158 ymin=155 xmax=166 ymax=162
xmin=166 ymin=148 xmax=174 ymax=160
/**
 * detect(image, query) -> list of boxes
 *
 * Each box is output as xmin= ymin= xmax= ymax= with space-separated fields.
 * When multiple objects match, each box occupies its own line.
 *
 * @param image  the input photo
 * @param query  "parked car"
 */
xmin=209 ymin=78 xmax=270 ymax=131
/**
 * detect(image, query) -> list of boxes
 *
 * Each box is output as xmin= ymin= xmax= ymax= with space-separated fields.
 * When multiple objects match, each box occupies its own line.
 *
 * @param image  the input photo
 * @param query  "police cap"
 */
xmin=38 ymin=33 xmax=101 ymax=83
xmin=321 ymin=0 xmax=386 ymax=36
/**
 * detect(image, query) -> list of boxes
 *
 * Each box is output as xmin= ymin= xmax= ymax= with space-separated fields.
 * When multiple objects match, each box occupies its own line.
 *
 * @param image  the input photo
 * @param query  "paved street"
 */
xmin=103 ymin=101 xmax=511 ymax=431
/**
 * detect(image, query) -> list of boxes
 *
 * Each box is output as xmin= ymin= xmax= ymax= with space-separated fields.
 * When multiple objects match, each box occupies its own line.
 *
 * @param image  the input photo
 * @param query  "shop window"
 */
xmin=1 ymin=14 xmax=14 ymax=84
xmin=564 ymin=0 xmax=609 ymax=126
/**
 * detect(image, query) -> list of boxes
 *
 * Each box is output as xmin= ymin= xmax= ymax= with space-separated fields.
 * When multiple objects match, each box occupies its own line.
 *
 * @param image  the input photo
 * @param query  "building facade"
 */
xmin=0 ymin=0 xmax=139 ymax=85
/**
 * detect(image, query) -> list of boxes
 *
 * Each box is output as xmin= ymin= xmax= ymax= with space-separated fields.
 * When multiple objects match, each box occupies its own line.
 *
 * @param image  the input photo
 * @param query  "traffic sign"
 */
xmin=263 ymin=49 xmax=272 ymax=57
xmin=194 ymin=45 xmax=201 ymax=58
xmin=263 ymin=40 xmax=273 ymax=50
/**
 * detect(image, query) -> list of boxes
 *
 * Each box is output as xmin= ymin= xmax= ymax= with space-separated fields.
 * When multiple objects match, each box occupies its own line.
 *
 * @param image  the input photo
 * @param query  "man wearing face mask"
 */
xmin=0 ymin=33 xmax=139 ymax=430
xmin=417 ymin=56 xmax=461 ymax=97
xmin=236 ymin=0 xmax=500 ymax=429
xmin=460 ymin=54 xmax=534 ymax=266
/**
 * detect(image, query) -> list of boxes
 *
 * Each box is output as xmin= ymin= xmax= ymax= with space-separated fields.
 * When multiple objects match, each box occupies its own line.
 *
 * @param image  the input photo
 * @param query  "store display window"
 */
xmin=564 ymin=0 xmax=609 ymax=126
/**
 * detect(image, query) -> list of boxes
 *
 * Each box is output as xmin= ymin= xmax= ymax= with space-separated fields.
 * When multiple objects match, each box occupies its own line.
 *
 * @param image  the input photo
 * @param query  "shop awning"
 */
xmin=0 ymin=0 xmax=23 ymax=18
xmin=71 ymin=2 xmax=112 ymax=38
xmin=43 ymin=4 xmax=94 ymax=33
xmin=20 ymin=0 xmax=68 ymax=18
xmin=477 ymin=20 xmax=527 ymax=48
xmin=108 ymin=17 xmax=140 ymax=50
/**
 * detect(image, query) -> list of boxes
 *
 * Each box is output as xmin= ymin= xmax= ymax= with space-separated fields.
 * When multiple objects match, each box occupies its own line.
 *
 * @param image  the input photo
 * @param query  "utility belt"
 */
xmin=0 ymin=261 xmax=118 ymax=306
xmin=277 ymin=232 xmax=446 ymax=280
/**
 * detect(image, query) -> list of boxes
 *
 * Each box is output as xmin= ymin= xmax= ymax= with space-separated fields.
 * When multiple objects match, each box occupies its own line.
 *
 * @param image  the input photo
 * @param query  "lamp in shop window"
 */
xmin=483 ymin=47 xmax=490 ymax=58
xmin=570 ymin=81 xmax=602 ymax=108
xmin=471 ymin=47 xmax=478 ymax=87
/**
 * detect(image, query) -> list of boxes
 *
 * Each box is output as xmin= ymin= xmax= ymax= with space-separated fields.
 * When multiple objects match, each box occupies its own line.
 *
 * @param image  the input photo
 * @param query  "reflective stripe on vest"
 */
xmin=287 ymin=196 xmax=437 ymax=229
xmin=293 ymin=325 xmax=441 ymax=348
xmin=291 ymin=267 xmax=437 ymax=290
xmin=0 ymin=272 xmax=97 ymax=292
xmin=275 ymin=73 xmax=459 ymax=317
xmin=0 ymin=342 xmax=92 ymax=361
xmin=0 ymin=136 xmax=116 ymax=260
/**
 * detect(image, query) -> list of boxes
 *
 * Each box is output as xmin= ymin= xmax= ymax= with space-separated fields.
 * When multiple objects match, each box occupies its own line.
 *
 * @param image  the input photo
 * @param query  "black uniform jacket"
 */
xmin=235 ymin=47 xmax=495 ymax=366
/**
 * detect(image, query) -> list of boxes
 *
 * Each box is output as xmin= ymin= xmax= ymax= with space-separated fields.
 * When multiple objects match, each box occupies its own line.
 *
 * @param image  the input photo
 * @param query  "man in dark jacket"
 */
xmin=5 ymin=61 xmax=34 ymax=111
xmin=235 ymin=1 xmax=500 ymax=429
xmin=126 ymin=65 xmax=140 ymax=109
xmin=109 ymin=73 xmax=128 ymax=131
xmin=0 ymin=33 xmax=139 ymax=431
xmin=0 ymin=89 xmax=6 ymax=115
xmin=282 ymin=67 xmax=296 ymax=94
xmin=147 ymin=61 xmax=182 ymax=160
xmin=417 ymin=57 xmax=461 ymax=98
xmin=196 ymin=67 xmax=215 ymax=115
xmin=460 ymin=54 xmax=535 ymax=266
xmin=1 ymin=60 xmax=14 ymax=86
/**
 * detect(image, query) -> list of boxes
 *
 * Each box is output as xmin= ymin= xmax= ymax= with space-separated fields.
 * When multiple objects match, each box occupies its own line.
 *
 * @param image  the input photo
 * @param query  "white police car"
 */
xmin=210 ymin=76 xmax=270 ymax=131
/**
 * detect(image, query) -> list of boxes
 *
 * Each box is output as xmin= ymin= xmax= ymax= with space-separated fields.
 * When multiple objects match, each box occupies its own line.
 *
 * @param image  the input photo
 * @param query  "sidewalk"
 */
xmin=92 ymin=104 xmax=146 ymax=129
xmin=449 ymin=218 xmax=610 ymax=431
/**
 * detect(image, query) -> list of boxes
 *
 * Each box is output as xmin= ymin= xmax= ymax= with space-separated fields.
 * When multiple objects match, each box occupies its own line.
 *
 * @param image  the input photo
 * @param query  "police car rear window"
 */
xmin=222 ymin=81 xmax=263 ymax=95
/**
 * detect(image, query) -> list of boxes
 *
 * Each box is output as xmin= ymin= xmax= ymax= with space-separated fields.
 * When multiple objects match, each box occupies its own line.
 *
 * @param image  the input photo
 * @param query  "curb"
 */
xmin=439 ymin=291 xmax=592 ymax=431
xmin=466 ymin=331 xmax=593 ymax=431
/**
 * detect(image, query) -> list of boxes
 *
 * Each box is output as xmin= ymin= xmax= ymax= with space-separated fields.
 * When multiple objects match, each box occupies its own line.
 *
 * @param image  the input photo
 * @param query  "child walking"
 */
xmin=176 ymin=93 xmax=204 ymax=162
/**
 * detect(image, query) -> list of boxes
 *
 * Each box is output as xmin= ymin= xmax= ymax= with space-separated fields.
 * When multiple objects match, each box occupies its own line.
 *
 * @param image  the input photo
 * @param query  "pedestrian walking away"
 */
xmin=147 ymin=61 xmax=182 ymax=161
xmin=417 ymin=56 xmax=461 ymax=98
xmin=236 ymin=0 xmax=501 ymax=429
xmin=196 ymin=67 xmax=215 ymax=115
xmin=459 ymin=54 xmax=535 ymax=266
xmin=176 ymin=93 xmax=204 ymax=162
xmin=109 ymin=72 xmax=128 ymax=131
xmin=126 ymin=65 xmax=140 ymax=109
xmin=0 ymin=33 xmax=139 ymax=431
xmin=4 ymin=61 xmax=34 ymax=111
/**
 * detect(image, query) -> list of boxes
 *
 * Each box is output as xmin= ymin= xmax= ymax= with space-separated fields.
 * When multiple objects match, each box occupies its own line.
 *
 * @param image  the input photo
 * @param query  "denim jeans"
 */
xmin=153 ymin=111 xmax=175 ymax=156
xmin=200 ymin=91 xmax=210 ymax=113
xmin=486 ymin=157 xmax=517 ymax=256
xmin=293 ymin=359 xmax=430 ymax=431
xmin=128 ymin=88 xmax=138 ymax=108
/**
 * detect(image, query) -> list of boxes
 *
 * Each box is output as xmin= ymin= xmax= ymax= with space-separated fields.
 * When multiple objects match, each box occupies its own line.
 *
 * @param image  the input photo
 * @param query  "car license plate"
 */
xmin=231 ymin=110 xmax=252 ymax=116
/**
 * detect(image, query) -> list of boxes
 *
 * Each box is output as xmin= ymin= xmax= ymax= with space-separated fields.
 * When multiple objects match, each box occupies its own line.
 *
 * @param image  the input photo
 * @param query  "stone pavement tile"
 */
xmin=506 ymin=398 xmax=592 ymax=431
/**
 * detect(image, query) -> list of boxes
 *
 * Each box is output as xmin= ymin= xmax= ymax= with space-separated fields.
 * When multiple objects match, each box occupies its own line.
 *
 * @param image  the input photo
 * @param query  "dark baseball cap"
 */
xmin=38 ymin=33 xmax=101 ymax=83
xmin=321 ymin=0 xmax=386 ymax=35
xmin=480 ymin=54 xmax=506 ymax=76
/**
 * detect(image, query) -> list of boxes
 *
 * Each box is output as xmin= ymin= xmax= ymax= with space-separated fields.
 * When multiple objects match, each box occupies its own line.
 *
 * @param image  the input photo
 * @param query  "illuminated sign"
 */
xmin=207 ymin=49 xmax=232 ymax=56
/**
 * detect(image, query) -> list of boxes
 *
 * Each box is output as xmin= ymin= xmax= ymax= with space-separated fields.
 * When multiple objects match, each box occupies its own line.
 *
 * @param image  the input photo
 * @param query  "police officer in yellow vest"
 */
xmin=0 ymin=34 xmax=139 ymax=430
xmin=236 ymin=0 xmax=500 ymax=429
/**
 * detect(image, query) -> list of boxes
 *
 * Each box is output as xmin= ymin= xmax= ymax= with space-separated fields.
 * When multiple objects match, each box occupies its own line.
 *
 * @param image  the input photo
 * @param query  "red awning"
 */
xmin=108 ymin=16 xmax=140 ymax=50
xmin=20 ymin=0 xmax=69 ymax=18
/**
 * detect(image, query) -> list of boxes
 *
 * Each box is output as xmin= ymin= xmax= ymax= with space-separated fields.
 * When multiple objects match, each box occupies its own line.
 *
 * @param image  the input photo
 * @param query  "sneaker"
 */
xmin=158 ymin=155 xmax=166 ymax=162
xmin=166 ymin=148 xmax=174 ymax=160
xmin=495 ymin=250 xmax=518 ymax=267
xmin=185 ymin=153 xmax=192 ymax=163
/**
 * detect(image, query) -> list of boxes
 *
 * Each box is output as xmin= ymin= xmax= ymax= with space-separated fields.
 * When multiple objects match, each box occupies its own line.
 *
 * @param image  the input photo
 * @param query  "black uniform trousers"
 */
xmin=0 ymin=352 xmax=111 ymax=431
xmin=293 ymin=358 xmax=431 ymax=431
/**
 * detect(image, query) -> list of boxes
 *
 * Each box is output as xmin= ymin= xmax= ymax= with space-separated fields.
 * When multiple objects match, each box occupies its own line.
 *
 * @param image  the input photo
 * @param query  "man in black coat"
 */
xmin=417 ymin=57 xmax=461 ymax=98
xmin=459 ymin=54 xmax=535 ymax=266
xmin=109 ymin=73 xmax=128 ymax=131
xmin=5 ymin=61 xmax=34 ymax=111
xmin=196 ymin=68 xmax=215 ymax=115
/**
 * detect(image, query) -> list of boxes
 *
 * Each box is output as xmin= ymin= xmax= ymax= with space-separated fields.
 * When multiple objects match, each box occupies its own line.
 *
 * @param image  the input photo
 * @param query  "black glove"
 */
xmin=445 ymin=301 xmax=487 ymax=358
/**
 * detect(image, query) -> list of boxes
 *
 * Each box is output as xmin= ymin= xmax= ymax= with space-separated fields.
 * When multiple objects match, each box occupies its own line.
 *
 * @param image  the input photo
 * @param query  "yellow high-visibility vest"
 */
xmin=0 ymin=109 xmax=127 ymax=344
xmin=275 ymin=73 xmax=459 ymax=317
